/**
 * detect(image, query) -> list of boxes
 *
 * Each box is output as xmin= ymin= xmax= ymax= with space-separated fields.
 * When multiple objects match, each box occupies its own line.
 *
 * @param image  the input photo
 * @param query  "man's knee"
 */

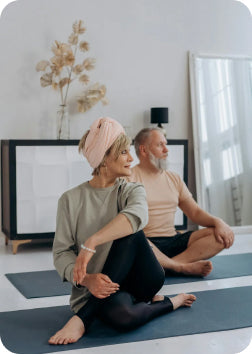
xmin=200 ymin=227 xmax=215 ymax=237
xmin=189 ymin=227 xmax=215 ymax=243
xmin=189 ymin=227 xmax=224 ymax=251
xmin=205 ymin=227 xmax=224 ymax=249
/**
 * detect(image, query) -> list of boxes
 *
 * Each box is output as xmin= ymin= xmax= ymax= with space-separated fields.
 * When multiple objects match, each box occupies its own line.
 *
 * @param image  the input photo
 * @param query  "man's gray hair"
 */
xmin=134 ymin=127 xmax=164 ymax=157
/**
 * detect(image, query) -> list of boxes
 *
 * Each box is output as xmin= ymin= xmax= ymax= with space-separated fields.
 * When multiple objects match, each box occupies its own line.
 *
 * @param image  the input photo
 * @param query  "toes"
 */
xmin=58 ymin=338 xmax=64 ymax=345
xmin=207 ymin=261 xmax=213 ymax=268
xmin=48 ymin=335 xmax=58 ymax=345
xmin=184 ymin=298 xmax=195 ymax=307
xmin=186 ymin=294 xmax=196 ymax=302
xmin=63 ymin=338 xmax=70 ymax=345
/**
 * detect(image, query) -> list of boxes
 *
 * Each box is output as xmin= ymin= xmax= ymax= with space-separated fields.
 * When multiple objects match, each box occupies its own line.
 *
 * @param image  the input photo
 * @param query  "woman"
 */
xmin=49 ymin=117 xmax=196 ymax=345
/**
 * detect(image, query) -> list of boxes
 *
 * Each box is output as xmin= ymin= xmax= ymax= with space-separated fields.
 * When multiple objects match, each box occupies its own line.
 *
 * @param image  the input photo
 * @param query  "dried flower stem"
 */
xmin=62 ymin=44 xmax=78 ymax=105
xmin=36 ymin=20 xmax=108 ymax=139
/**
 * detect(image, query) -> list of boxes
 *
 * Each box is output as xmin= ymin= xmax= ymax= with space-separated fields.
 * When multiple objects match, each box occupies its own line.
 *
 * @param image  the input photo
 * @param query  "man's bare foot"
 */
xmin=152 ymin=293 xmax=196 ymax=310
xmin=170 ymin=293 xmax=196 ymax=310
xmin=48 ymin=315 xmax=85 ymax=345
xmin=177 ymin=260 xmax=213 ymax=277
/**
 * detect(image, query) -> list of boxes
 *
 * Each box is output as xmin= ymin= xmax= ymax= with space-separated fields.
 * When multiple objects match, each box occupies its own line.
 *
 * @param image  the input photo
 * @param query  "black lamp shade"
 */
xmin=151 ymin=107 xmax=169 ymax=124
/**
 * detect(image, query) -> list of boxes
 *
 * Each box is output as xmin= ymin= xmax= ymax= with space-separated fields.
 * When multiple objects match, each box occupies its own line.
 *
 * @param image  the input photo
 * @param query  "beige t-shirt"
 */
xmin=129 ymin=165 xmax=192 ymax=237
xmin=53 ymin=178 xmax=148 ymax=313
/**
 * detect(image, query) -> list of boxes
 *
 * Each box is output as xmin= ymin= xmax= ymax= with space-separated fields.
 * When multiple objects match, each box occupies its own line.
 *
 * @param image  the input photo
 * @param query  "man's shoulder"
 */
xmin=163 ymin=170 xmax=184 ymax=189
xmin=164 ymin=170 xmax=181 ymax=180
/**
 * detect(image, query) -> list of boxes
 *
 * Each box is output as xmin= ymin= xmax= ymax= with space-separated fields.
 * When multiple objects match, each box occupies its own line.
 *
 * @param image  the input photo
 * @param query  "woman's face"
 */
xmin=105 ymin=145 xmax=133 ymax=178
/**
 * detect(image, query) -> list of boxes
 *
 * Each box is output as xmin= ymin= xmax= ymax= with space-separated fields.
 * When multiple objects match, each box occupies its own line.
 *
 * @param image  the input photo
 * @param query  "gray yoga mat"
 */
xmin=5 ymin=270 xmax=71 ymax=298
xmin=5 ymin=253 xmax=252 ymax=298
xmin=164 ymin=252 xmax=252 ymax=285
xmin=0 ymin=286 xmax=252 ymax=354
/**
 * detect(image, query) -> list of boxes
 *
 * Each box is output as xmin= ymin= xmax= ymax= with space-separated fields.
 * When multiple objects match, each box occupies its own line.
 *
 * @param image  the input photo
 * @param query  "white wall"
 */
xmin=0 ymin=0 xmax=251 ymax=231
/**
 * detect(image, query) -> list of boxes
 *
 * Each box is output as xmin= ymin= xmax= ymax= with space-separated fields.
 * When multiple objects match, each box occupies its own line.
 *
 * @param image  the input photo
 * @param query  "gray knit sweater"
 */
xmin=52 ymin=178 xmax=148 ymax=313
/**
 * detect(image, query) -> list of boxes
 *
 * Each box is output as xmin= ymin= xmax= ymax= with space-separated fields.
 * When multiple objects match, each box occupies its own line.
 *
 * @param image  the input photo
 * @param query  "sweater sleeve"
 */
xmin=118 ymin=181 xmax=148 ymax=232
xmin=52 ymin=194 xmax=78 ymax=287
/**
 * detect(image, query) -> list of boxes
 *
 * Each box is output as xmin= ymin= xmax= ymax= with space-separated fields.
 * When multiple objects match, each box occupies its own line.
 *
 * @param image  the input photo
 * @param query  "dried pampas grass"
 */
xmin=40 ymin=73 xmax=53 ymax=87
xmin=36 ymin=20 xmax=107 ymax=116
xmin=72 ymin=20 xmax=86 ymax=34
xmin=36 ymin=60 xmax=50 ymax=72
xmin=79 ymin=41 xmax=89 ymax=52
xmin=79 ymin=74 xmax=89 ymax=84
xmin=77 ymin=83 xmax=108 ymax=113
xmin=73 ymin=64 xmax=84 ymax=75
xmin=83 ymin=58 xmax=96 ymax=71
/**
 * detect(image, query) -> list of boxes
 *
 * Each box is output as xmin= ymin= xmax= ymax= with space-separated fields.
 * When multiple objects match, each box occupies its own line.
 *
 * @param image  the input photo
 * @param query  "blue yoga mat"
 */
xmin=5 ymin=270 xmax=71 ymax=298
xmin=5 ymin=253 xmax=252 ymax=298
xmin=0 ymin=286 xmax=252 ymax=354
xmin=164 ymin=252 xmax=252 ymax=285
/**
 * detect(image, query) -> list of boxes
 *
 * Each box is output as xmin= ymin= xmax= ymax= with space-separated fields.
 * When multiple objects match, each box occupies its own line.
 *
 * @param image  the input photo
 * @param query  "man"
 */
xmin=128 ymin=128 xmax=234 ymax=277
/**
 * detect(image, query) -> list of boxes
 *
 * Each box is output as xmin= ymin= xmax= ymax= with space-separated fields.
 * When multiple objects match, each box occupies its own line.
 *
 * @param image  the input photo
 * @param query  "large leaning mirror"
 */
xmin=189 ymin=53 xmax=252 ymax=232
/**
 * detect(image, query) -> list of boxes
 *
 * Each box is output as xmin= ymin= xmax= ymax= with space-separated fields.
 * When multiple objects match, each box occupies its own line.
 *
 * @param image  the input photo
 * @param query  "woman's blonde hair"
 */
xmin=79 ymin=132 xmax=131 ymax=175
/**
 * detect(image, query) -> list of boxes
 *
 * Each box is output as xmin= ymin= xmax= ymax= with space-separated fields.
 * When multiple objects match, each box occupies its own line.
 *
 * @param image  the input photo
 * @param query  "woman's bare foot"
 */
xmin=179 ymin=260 xmax=213 ymax=277
xmin=170 ymin=293 xmax=196 ymax=310
xmin=152 ymin=294 xmax=166 ymax=302
xmin=48 ymin=315 xmax=85 ymax=345
xmin=152 ymin=293 xmax=196 ymax=310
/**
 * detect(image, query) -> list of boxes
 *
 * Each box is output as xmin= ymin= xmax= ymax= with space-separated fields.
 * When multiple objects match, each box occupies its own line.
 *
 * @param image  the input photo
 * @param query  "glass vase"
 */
xmin=57 ymin=104 xmax=70 ymax=139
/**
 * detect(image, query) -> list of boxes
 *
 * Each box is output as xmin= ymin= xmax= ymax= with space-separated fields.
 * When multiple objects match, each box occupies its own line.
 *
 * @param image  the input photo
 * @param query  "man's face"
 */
xmin=146 ymin=130 xmax=168 ymax=170
xmin=148 ymin=130 xmax=168 ymax=159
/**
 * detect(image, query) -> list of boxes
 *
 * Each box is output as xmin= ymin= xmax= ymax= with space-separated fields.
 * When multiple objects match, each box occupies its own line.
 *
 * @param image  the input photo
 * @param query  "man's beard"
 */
xmin=149 ymin=151 xmax=168 ymax=171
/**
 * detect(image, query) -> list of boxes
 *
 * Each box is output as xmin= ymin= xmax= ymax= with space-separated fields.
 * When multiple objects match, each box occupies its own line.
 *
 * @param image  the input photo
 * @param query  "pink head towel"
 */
xmin=83 ymin=117 xmax=125 ymax=168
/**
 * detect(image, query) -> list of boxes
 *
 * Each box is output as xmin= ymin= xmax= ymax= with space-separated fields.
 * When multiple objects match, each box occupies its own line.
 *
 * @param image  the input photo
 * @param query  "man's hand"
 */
xmin=73 ymin=248 xmax=94 ymax=284
xmin=214 ymin=219 xmax=234 ymax=248
xmin=81 ymin=273 xmax=120 ymax=299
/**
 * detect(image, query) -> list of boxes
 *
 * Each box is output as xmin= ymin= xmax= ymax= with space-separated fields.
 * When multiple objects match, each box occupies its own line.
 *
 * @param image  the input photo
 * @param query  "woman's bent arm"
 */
xmin=73 ymin=213 xmax=133 ymax=283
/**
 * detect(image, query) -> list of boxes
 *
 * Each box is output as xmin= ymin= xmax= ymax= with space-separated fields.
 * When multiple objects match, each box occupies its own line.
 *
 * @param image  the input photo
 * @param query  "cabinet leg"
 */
xmin=12 ymin=240 xmax=32 ymax=254
xmin=5 ymin=236 xmax=9 ymax=245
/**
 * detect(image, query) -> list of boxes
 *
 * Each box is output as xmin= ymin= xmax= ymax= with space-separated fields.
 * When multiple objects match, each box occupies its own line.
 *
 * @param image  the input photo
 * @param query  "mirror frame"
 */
xmin=189 ymin=52 xmax=252 ymax=234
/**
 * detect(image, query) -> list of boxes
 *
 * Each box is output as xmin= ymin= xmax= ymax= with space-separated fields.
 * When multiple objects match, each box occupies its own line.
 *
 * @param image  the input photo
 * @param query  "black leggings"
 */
xmin=76 ymin=231 xmax=173 ymax=331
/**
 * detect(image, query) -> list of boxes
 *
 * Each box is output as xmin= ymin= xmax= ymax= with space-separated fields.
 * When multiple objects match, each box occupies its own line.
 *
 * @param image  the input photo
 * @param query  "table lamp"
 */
xmin=151 ymin=107 xmax=169 ymax=136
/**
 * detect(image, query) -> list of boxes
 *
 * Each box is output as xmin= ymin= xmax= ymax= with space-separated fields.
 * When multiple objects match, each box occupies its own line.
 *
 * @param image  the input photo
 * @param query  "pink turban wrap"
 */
xmin=82 ymin=117 xmax=125 ymax=168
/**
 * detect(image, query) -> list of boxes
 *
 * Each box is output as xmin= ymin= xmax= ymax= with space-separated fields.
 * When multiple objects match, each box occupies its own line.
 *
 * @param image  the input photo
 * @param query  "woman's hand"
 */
xmin=73 ymin=248 xmax=94 ymax=284
xmin=81 ymin=273 xmax=120 ymax=298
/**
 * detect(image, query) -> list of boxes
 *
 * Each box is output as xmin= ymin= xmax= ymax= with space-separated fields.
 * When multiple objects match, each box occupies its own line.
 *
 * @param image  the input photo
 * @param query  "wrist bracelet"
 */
xmin=81 ymin=244 xmax=96 ymax=254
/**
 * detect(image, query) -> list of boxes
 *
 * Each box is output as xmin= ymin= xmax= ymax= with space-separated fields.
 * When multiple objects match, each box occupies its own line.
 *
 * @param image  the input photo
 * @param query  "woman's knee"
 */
xmin=127 ymin=230 xmax=146 ymax=243
xmin=142 ymin=268 xmax=165 ymax=301
xmin=114 ymin=230 xmax=146 ymax=248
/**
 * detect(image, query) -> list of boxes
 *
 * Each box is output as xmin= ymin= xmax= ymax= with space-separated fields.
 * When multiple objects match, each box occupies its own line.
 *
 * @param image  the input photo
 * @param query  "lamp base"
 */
xmin=157 ymin=123 xmax=167 ymax=137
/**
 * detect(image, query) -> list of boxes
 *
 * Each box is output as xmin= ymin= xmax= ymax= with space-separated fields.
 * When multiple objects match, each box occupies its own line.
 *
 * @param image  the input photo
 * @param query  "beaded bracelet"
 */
xmin=81 ymin=244 xmax=96 ymax=254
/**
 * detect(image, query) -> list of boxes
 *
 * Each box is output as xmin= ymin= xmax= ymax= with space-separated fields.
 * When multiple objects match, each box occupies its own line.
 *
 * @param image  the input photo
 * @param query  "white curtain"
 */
xmin=195 ymin=57 xmax=252 ymax=226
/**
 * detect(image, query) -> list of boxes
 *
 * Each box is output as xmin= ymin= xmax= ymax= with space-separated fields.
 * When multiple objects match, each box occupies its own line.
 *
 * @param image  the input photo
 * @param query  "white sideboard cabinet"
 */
xmin=1 ymin=139 xmax=188 ymax=254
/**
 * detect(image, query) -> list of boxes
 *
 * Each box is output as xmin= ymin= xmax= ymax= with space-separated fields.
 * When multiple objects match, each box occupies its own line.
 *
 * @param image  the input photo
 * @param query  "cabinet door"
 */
xmin=16 ymin=145 xmax=92 ymax=234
